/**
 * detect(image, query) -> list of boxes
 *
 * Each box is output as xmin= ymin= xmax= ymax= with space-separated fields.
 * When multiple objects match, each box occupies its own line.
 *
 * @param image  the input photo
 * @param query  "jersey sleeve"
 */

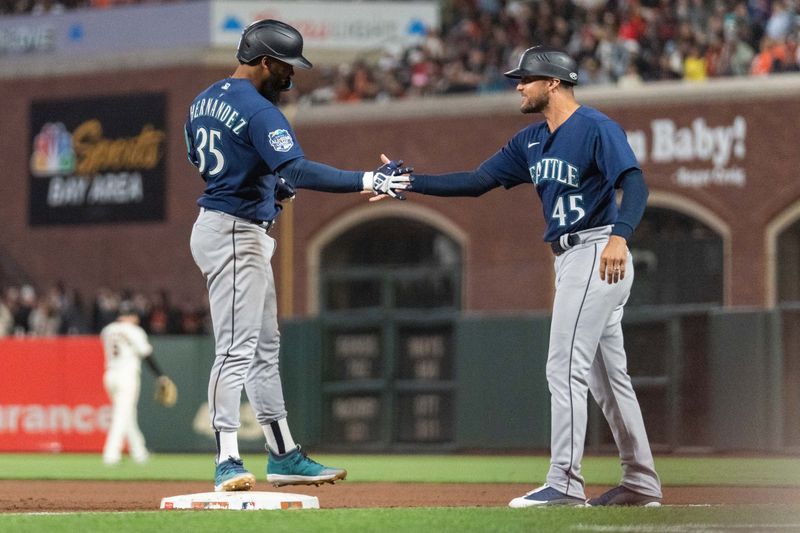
xmin=183 ymin=118 xmax=199 ymax=169
xmin=248 ymin=106 xmax=305 ymax=171
xmin=132 ymin=327 xmax=154 ymax=359
xmin=476 ymin=133 xmax=531 ymax=188
xmin=594 ymin=120 xmax=640 ymax=185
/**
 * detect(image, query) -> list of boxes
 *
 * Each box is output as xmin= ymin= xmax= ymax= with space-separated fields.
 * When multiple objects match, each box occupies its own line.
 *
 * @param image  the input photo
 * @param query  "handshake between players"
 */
xmin=362 ymin=154 xmax=414 ymax=202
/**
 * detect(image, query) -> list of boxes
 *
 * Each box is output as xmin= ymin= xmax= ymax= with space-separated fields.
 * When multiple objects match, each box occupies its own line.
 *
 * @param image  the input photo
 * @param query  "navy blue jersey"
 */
xmin=479 ymin=106 xmax=639 ymax=242
xmin=184 ymin=78 xmax=303 ymax=222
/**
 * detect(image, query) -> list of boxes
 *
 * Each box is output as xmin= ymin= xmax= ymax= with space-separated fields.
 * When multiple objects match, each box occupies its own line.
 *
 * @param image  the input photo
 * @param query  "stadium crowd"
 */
xmin=297 ymin=0 xmax=800 ymax=105
xmin=2 ymin=0 xmax=798 ymax=100
xmin=0 ymin=283 xmax=210 ymax=336
xmin=0 ymin=0 xmax=185 ymax=15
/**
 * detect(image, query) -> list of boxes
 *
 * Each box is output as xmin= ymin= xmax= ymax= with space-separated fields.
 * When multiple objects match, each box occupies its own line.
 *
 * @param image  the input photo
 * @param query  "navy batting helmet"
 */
xmin=236 ymin=19 xmax=312 ymax=69
xmin=504 ymin=46 xmax=578 ymax=84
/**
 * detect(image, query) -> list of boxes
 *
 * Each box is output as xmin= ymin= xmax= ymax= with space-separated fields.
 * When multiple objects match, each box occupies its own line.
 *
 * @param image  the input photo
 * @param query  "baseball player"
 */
xmin=101 ymin=302 xmax=174 ymax=465
xmin=184 ymin=19 xmax=411 ymax=492
xmin=394 ymin=46 xmax=662 ymax=507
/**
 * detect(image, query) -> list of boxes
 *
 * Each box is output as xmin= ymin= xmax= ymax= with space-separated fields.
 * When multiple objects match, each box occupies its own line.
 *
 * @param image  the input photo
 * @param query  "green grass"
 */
xmin=0 ymin=453 xmax=798 ymax=487
xmin=2 ymin=505 xmax=800 ymax=533
xmin=1 ymin=453 xmax=798 ymax=532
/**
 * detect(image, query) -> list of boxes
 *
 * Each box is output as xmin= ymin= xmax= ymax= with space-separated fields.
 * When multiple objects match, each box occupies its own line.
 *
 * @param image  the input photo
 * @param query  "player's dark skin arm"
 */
xmin=600 ymin=168 xmax=649 ymax=284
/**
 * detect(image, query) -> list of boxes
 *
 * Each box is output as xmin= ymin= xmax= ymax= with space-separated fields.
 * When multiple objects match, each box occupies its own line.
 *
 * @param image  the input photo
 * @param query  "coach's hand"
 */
xmin=362 ymin=154 xmax=413 ymax=201
xmin=599 ymin=235 xmax=628 ymax=284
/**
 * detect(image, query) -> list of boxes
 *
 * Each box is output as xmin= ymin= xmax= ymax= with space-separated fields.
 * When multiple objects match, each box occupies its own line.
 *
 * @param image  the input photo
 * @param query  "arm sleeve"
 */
xmin=411 ymin=169 xmax=500 ymax=197
xmin=611 ymin=168 xmax=649 ymax=240
xmin=143 ymin=354 xmax=165 ymax=377
xmin=411 ymin=136 xmax=530 ymax=197
xmin=277 ymin=157 xmax=363 ymax=193
xmin=132 ymin=327 xmax=153 ymax=358
xmin=183 ymin=119 xmax=200 ymax=169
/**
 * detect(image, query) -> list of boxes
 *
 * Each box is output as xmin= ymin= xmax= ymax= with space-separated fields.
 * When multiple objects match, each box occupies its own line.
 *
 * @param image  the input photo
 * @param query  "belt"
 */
xmin=550 ymin=233 xmax=581 ymax=256
xmin=201 ymin=208 xmax=276 ymax=233
xmin=250 ymin=219 xmax=276 ymax=233
xmin=549 ymin=225 xmax=613 ymax=256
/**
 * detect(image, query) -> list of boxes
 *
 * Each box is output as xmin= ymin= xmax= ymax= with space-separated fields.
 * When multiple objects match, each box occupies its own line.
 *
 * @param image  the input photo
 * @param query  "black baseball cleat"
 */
xmin=508 ymin=485 xmax=586 ymax=508
xmin=587 ymin=485 xmax=662 ymax=507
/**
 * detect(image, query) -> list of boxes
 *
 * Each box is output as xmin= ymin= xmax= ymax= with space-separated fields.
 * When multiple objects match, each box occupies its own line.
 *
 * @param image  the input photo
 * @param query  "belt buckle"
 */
xmin=250 ymin=218 xmax=275 ymax=232
xmin=551 ymin=233 xmax=580 ymax=256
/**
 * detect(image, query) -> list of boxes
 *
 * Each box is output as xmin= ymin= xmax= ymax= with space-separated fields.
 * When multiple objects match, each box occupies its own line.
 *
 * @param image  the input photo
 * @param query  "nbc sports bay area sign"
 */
xmin=28 ymin=93 xmax=166 ymax=225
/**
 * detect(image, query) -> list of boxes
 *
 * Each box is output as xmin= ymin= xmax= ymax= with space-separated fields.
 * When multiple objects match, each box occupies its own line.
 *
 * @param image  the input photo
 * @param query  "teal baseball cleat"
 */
xmin=267 ymin=445 xmax=347 ymax=487
xmin=214 ymin=456 xmax=256 ymax=492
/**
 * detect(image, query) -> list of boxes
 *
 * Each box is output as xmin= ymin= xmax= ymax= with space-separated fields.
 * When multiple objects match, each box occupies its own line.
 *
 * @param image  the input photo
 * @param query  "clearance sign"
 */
xmin=28 ymin=93 xmax=166 ymax=225
xmin=0 ymin=337 xmax=110 ymax=452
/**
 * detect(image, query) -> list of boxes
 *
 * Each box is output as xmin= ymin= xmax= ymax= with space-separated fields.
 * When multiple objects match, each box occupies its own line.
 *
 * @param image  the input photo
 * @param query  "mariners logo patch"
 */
xmin=268 ymin=129 xmax=294 ymax=152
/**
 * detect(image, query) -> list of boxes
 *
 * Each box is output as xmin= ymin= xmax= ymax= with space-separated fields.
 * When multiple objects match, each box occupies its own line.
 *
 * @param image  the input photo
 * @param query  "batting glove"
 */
xmin=362 ymin=159 xmax=414 ymax=200
xmin=275 ymin=177 xmax=296 ymax=202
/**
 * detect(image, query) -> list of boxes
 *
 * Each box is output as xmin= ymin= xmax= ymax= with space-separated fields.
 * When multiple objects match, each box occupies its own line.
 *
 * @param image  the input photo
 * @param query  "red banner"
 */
xmin=0 ymin=337 xmax=110 ymax=452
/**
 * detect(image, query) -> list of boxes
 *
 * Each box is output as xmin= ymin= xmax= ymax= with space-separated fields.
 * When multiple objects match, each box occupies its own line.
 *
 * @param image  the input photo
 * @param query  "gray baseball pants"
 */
xmin=190 ymin=208 xmax=286 ymax=432
xmin=545 ymin=226 xmax=662 ymax=500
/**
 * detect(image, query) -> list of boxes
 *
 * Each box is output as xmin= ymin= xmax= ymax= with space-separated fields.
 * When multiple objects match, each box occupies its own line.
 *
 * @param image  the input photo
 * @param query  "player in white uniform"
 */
xmin=100 ymin=303 xmax=168 ymax=465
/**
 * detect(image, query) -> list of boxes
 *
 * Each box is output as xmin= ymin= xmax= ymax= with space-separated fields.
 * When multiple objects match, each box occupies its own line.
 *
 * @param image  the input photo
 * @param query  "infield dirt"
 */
xmin=1 ymin=481 xmax=798 ymax=512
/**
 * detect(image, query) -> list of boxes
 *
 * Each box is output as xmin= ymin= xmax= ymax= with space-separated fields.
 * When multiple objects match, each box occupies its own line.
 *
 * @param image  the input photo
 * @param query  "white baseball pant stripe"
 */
xmin=190 ymin=208 xmax=287 ymax=432
xmin=545 ymin=226 xmax=661 ymax=500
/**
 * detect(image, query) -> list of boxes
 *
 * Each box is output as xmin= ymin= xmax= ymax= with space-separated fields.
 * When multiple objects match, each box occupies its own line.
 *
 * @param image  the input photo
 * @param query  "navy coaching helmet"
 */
xmin=504 ymin=46 xmax=578 ymax=84
xmin=236 ymin=19 xmax=313 ymax=69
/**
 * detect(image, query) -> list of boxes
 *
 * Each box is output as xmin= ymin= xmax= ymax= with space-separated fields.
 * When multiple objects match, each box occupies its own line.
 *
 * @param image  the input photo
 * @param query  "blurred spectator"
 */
xmin=579 ymin=56 xmax=612 ymax=85
xmin=92 ymin=287 xmax=120 ymax=332
xmin=721 ymin=28 xmax=757 ymax=75
xmin=146 ymin=289 xmax=183 ymax=335
xmin=31 ymin=0 xmax=66 ymax=15
xmin=0 ymin=283 xmax=209 ymax=336
xmin=0 ymin=295 xmax=12 ymax=337
xmin=58 ymin=285 xmax=89 ymax=334
xmin=15 ymin=285 xmax=36 ymax=334
xmin=683 ymin=43 xmax=708 ymax=81
xmin=28 ymin=288 xmax=61 ymax=335
xmin=618 ymin=61 xmax=645 ymax=87
xmin=0 ymin=0 xmax=185 ymax=15
xmin=764 ymin=0 xmax=794 ymax=40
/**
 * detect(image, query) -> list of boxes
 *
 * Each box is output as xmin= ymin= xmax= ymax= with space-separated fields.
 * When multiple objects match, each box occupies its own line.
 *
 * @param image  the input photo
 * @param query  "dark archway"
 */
xmin=319 ymin=217 xmax=462 ymax=311
xmin=627 ymin=207 xmax=724 ymax=307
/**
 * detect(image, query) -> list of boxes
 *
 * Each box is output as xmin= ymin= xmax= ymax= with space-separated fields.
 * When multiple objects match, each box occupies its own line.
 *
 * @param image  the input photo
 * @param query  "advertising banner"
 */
xmin=28 ymin=93 xmax=167 ymax=225
xmin=0 ymin=337 xmax=109 ymax=452
xmin=625 ymin=115 xmax=748 ymax=189
xmin=0 ymin=3 xmax=209 ymax=59
xmin=211 ymin=1 xmax=439 ymax=50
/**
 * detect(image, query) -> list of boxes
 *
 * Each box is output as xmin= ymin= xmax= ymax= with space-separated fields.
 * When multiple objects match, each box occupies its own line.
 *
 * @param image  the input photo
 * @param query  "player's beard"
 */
xmin=521 ymin=91 xmax=549 ymax=114
xmin=260 ymin=76 xmax=292 ymax=104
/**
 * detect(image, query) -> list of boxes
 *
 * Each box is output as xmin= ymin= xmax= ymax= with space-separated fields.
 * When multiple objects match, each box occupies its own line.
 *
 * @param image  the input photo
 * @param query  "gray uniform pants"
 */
xmin=190 ymin=208 xmax=286 ymax=432
xmin=545 ymin=226 xmax=662 ymax=500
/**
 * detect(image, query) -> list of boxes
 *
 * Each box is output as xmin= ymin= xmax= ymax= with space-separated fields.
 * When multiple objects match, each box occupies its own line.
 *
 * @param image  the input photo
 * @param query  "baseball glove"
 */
xmin=154 ymin=376 xmax=178 ymax=407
